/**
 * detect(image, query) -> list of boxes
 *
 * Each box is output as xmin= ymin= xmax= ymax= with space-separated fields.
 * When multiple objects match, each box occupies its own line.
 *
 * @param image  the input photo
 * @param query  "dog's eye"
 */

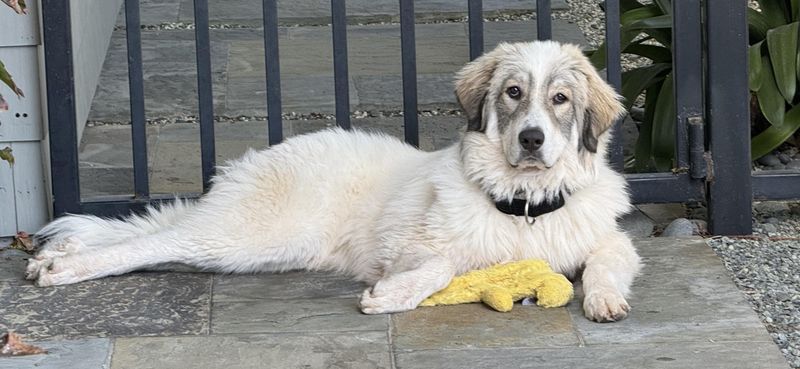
xmin=553 ymin=93 xmax=568 ymax=105
xmin=506 ymin=86 xmax=522 ymax=99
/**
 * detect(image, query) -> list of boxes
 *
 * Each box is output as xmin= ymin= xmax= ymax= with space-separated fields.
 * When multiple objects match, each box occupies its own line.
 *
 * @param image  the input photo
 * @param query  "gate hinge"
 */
xmin=687 ymin=115 xmax=708 ymax=180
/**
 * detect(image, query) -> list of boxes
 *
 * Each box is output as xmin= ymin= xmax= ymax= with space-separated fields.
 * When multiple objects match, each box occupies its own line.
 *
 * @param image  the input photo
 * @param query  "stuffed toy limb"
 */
xmin=418 ymin=259 xmax=573 ymax=312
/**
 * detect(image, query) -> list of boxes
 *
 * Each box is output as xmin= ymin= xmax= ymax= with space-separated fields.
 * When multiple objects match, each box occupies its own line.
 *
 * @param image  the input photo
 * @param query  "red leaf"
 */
xmin=0 ymin=332 xmax=47 ymax=356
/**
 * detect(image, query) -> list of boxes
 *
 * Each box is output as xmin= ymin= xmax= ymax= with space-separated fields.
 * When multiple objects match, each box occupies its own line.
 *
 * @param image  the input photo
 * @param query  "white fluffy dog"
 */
xmin=27 ymin=41 xmax=641 ymax=322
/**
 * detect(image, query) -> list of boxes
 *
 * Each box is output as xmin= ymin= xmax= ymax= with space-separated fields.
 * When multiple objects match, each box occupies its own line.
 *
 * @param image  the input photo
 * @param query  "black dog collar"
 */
xmin=495 ymin=193 xmax=566 ymax=225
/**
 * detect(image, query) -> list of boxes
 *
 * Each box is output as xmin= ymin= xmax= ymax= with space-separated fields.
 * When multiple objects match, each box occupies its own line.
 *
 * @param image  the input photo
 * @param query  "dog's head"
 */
xmin=455 ymin=41 xmax=624 ymax=172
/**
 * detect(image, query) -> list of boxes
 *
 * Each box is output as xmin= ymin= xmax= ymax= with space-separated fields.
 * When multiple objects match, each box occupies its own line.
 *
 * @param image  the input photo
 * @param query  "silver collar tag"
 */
xmin=524 ymin=198 xmax=536 ymax=225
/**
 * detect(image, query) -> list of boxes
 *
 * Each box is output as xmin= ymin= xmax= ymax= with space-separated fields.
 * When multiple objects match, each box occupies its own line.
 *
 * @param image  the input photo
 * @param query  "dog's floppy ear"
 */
xmin=566 ymin=45 xmax=626 ymax=153
xmin=454 ymin=44 xmax=509 ymax=132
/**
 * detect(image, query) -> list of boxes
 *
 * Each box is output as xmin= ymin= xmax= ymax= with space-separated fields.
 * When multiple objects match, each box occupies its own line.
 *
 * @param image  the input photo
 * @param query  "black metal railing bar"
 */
xmin=263 ymin=0 xmax=284 ymax=146
xmin=124 ymin=0 xmax=150 ymax=198
xmin=331 ymin=0 xmax=351 ymax=130
xmin=399 ymin=0 xmax=419 ymax=147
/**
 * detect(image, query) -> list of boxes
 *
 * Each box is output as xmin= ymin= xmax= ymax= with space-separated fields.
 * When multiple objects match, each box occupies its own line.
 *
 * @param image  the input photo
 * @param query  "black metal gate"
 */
xmin=40 ymin=0 xmax=800 ymax=235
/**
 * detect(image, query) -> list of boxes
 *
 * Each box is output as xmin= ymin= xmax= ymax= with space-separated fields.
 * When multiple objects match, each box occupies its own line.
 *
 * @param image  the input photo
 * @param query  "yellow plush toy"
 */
xmin=419 ymin=259 xmax=573 ymax=312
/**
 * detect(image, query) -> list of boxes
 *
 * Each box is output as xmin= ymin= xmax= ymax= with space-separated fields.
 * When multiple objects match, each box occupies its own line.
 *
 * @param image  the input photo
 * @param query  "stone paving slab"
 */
xmin=0 ymin=338 xmax=112 ymax=369
xmin=0 ymin=248 xmax=31 ymax=286
xmin=79 ymin=124 xmax=160 ymax=169
xmin=213 ymin=271 xmax=366 ymax=301
xmin=110 ymin=332 xmax=392 ymax=369
xmin=0 ymin=248 xmax=211 ymax=339
xmin=212 ymin=298 xmax=387 ymax=334
xmin=392 ymin=303 xmax=580 ymax=350
xmin=116 ymin=0 xmax=182 ymax=27
xmin=224 ymin=75 xmax=360 ymax=115
xmin=565 ymin=238 xmax=771 ymax=345
xmin=393 ymin=341 xmax=790 ymax=369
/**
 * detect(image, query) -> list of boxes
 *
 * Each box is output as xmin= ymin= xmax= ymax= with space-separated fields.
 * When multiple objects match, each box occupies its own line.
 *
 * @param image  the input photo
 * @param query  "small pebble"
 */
xmin=758 ymin=154 xmax=782 ymax=167
xmin=761 ymin=224 xmax=778 ymax=234
xmin=780 ymin=154 xmax=793 ymax=164
xmin=661 ymin=218 xmax=696 ymax=237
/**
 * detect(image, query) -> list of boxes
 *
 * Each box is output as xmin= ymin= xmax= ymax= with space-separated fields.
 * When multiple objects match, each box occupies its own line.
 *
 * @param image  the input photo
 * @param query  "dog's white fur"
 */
xmin=27 ymin=41 xmax=641 ymax=322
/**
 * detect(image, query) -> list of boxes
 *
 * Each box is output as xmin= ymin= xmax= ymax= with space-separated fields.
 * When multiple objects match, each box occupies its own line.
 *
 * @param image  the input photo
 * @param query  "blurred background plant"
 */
xmin=0 ymin=0 xmax=27 ymax=165
xmin=587 ymin=0 xmax=800 ymax=172
xmin=748 ymin=0 xmax=800 ymax=160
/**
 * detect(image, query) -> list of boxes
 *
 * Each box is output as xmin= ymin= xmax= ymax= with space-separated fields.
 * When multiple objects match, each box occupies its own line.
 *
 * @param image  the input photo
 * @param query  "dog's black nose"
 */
xmin=519 ymin=128 xmax=545 ymax=153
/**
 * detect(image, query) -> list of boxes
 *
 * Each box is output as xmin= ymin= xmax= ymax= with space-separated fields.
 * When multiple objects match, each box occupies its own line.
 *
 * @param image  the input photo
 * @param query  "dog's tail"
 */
xmin=34 ymin=198 xmax=194 ymax=250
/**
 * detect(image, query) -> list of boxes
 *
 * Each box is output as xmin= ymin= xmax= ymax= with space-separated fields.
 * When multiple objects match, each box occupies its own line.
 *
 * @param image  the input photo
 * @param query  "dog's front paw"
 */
xmin=583 ymin=291 xmax=630 ymax=322
xmin=358 ymin=288 xmax=418 ymax=315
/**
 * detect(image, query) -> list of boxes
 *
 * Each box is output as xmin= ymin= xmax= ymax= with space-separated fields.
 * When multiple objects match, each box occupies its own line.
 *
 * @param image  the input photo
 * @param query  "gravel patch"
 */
xmin=754 ymin=145 xmax=800 ymax=171
xmin=707 ymin=202 xmax=800 ymax=369
xmin=85 ymin=108 xmax=464 ymax=127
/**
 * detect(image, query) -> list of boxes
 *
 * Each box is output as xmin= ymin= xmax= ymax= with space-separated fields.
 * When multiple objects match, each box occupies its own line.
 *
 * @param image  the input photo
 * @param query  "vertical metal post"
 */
xmin=399 ymin=0 xmax=419 ymax=147
xmin=125 ymin=0 xmax=150 ymax=198
xmin=604 ymin=0 xmax=624 ymax=172
xmin=468 ymin=0 xmax=483 ymax=60
xmin=671 ymin=0 xmax=702 ymax=173
xmin=42 ymin=0 xmax=82 ymax=215
xmin=536 ymin=0 xmax=551 ymax=40
xmin=193 ymin=0 xmax=216 ymax=191
xmin=263 ymin=0 xmax=284 ymax=145
xmin=331 ymin=0 xmax=351 ymax=129
xmin=705 ymin=0 xmax=752 ymax=235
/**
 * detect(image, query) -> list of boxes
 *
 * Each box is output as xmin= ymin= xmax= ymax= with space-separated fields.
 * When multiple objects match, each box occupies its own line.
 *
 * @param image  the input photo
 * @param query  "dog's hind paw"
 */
xmin=25 ymin=237 xmax=86 ymax=282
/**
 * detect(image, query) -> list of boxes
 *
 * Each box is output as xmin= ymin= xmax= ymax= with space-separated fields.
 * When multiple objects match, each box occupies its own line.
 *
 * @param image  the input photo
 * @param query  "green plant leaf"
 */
xmin=0 ymin=146 xmax=13 ymax=166
xmin=620 ymin=63 xmax=671 ymax=110
xmin=625 ymin=14 xmax=673 ymax=30
xmin=756 ymin=55 xmax=787 ymax=126
xmin=624 ymin=42 xmax=672 ymax=63
xmin=620 ymin=5 xmax=664 ymax=26
xmin=749 ymin=41 xmax=764 ymax=91
xmin=0 ymin=60 xmax=24 ymax=98
xmin=619 ymin=0 xmax=646 ymax=12
xmin=751 ymin=103 xmax=800 ymax=159
xmin=588 ymin=30 xmax=640 ymax=70
xmin=792 ymin=0 xmax=800 ymax=21
xmin=634 ymin=82 xmax=663 ymax=172
xmin=650 ymin=72 xmax=676 ymax=171
xmin=654 ymin=0 xmax=671 ymax=14
xmin=602 ymin=0 xmax=647 ymax=13
xmin=757 ymin=0 xmax=791 ymax=26
xmin=748 ymin=8 xmax=771 ymax=41
xmin=766 ymin=22 xmax=798 ymax=102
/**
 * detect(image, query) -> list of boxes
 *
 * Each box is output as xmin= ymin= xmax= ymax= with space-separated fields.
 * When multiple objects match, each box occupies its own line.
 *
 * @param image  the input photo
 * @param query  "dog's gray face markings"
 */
xmin=455 ymin=42 xmax=625 ymax=171
xmin=488 ymin=59 xmax=585 ymax=169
